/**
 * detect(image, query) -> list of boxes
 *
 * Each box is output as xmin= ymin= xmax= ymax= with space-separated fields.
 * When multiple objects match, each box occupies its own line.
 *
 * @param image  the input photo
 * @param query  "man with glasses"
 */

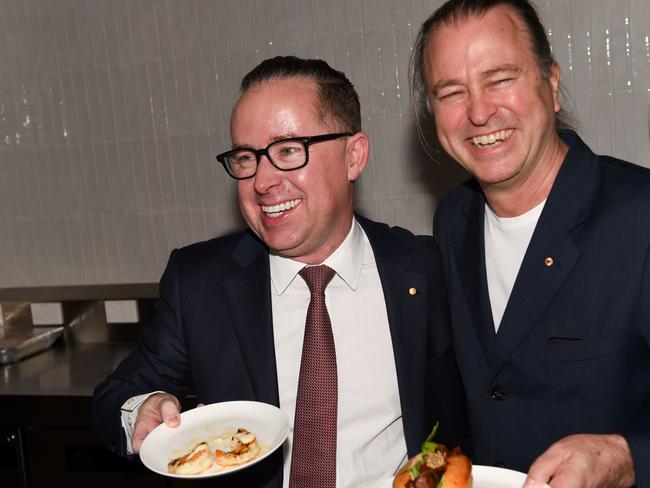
xmin=93 ymin=56 xmax=467 ymax=487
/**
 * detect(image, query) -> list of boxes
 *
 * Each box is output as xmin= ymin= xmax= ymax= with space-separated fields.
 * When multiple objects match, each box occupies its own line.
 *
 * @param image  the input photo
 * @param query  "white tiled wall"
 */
xmin=0 ymin=0 xmax=648 ymax=287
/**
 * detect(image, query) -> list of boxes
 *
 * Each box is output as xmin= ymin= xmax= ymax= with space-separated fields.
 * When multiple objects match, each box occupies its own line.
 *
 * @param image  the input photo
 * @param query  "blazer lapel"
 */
xmin=222 ymin=232 xmax=280 ymax=407
xmin=489 ymin=132 xmax=596 ymax=376
xmin=489 ymin=214 xmax=581 ymax=374
xmin=452 ymin=188 xmax=496 ymax=361
xmin=359 ymin=217 xmax=429 ymax=452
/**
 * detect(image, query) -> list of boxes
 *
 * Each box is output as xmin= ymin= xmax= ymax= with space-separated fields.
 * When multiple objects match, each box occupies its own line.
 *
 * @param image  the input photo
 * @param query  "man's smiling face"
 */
xmin=232 ymin=76 xmax=359 ymax=264
xmin=424 ymin=5 xmax=562 ymax=194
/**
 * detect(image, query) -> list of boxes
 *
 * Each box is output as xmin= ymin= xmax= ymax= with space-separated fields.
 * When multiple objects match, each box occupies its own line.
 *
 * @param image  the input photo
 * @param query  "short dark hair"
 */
xmin=241 ymin=56 xmax=362 ymax=134
xmin=410 ymin=0 xmax=574 ymax=149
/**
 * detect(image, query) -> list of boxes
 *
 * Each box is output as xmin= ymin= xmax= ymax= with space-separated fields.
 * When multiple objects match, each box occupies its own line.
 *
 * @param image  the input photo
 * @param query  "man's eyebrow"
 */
xmin=431 ymin=78 xmax=463 ymax=95
xmin=231 ymin=133 xmax=299 ymax=150
xmin=230 ymin=143 xmax=252 ymax=151
xmin=480 ymin=65 xmax=521 ymax=80
xmin=270 ymin=133 xmax=299 ymax=142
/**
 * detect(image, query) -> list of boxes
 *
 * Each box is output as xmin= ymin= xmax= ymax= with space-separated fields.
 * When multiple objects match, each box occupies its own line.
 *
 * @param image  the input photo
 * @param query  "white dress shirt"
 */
xmin=271 ymin=218 xmax=406 ymax=487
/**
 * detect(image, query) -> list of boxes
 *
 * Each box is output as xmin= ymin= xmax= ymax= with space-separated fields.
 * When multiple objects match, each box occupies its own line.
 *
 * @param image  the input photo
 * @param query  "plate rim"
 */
xmin=381 ymin=464 xmax=537 ymax=488
xmin=139 ymin=400 xmax=290 ymax=479
xmin=472 ymin=465 xmax=550 ymax=488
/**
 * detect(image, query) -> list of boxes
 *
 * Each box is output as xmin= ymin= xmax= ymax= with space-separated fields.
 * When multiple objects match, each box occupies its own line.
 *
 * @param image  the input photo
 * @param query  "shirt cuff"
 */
xmin=120 ymin=391 xmax=165 ymax=454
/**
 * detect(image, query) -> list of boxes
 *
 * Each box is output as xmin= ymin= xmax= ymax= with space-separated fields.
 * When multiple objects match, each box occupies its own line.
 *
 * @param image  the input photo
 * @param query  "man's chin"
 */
xmin=262 ymin=233 xmax=304 ymax=257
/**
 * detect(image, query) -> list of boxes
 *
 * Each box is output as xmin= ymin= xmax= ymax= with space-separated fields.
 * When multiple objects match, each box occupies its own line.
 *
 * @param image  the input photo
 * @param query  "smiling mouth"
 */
xmin=471 ymin=129 xmax=513 ymax=148
xmin=261 ymin=198 xmax=302 ymax=218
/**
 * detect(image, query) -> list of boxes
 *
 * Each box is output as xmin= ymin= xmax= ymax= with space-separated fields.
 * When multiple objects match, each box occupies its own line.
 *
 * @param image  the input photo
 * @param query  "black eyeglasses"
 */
xmin=216 ymin=132 xmax=352 ymax=180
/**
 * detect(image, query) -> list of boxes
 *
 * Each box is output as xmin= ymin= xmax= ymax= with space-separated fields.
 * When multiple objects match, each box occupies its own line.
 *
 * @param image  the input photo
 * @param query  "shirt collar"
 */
xmin=270 ymin=218 xmax=365 ymax=295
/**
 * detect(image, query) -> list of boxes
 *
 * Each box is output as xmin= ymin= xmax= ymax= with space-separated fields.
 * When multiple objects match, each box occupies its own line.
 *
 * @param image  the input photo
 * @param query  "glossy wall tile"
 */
xmin=0 ymin=0 xmax=648 ymax=286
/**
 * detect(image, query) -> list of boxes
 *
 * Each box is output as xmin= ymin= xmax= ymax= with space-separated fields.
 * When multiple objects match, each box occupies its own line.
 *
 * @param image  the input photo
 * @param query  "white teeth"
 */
xmin=262 ymin=198 xmax=302 ymax=217
xmin=472 ymin=129 xmax=513 ymax=147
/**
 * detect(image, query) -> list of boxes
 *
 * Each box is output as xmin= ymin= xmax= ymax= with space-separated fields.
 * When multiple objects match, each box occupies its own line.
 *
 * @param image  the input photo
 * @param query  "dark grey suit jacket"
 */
xmin=93 ymin=215 xmax=468 ymax=487
xmin=434 ymin=132 xmax=650 ymax=485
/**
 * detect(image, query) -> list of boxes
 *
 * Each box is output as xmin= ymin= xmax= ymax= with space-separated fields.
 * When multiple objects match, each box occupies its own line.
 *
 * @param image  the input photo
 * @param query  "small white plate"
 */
xmin=381 ymin=464 xmax=549 ymax=488
xmin=472 ymin=465 xmax=528 ymax=487
xmin=139 ymin=400 xmax=290 ymax=478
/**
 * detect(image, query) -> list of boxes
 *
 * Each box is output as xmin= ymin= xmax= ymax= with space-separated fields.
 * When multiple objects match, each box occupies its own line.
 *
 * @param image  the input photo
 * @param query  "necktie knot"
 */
xmin=299 ymin=264 xmax=336 ymax=295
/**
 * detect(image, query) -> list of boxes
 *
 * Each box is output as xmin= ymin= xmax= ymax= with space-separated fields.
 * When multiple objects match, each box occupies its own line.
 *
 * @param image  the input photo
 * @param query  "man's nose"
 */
xmin=467 ymin=92 xmax=496 ymax=126
xmin=253 ymin=154 xmax=281 ymax=193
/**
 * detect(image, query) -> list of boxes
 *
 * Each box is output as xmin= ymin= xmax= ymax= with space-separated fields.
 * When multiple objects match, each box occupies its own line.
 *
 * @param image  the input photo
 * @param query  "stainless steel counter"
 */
xmin=0 ymin=283 xmax=157 ymax=398
xmin=0 ymin=339 xmax=168 ymax=488
xmin=0 ymin=286 xmax=160 ymax=487
xmin=0 ymin=326 xmax=64 ymax=365
xmin=0 ymin=340 xmax=133 ymax=397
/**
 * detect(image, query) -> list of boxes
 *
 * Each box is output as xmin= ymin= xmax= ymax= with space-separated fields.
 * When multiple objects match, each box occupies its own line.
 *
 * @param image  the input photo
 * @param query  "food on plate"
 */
xmin=393 ymin=423 xmax=472 ymax=488
xmin=167 ymin=428 xmax=261 ymax=475
xmin=168 ymin=441 xmax=215 ymax=475
xmin=215 ymin=428 xmax=261 ymax=467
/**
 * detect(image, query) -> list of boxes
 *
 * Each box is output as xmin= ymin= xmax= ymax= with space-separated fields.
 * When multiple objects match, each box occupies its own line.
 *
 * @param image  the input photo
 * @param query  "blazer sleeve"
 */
xmin=92 ymin=249 xmax=194 ymax=456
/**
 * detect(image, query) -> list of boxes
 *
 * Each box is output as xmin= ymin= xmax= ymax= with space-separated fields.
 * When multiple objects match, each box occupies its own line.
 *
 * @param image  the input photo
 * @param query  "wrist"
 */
xmin=608 ymin=434 xmax=635 ymax=488
xmin=120 ymin=391 xmax=166 ymax=454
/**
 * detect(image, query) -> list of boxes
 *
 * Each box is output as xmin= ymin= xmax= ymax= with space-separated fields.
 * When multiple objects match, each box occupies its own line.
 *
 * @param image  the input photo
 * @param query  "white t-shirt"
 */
xmin=484 ymin=200 xmax=545 ymax=332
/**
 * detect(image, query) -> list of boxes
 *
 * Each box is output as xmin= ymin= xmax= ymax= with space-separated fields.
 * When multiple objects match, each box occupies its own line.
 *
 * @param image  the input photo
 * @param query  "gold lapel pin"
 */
xmin=544 ymin=257 xmax=554 ymax=267
xmin=409 ymin=287 xmax=417 ymax=295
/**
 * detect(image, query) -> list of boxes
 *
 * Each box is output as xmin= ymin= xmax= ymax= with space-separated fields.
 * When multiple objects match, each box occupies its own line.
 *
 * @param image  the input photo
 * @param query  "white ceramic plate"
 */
xmin=139 ymin=400 xmax=290 ymax=478
xmin=380 ymin=464 xmax=549 ymax=488
xmin=471 ymin=465 xmax=529 ymax=487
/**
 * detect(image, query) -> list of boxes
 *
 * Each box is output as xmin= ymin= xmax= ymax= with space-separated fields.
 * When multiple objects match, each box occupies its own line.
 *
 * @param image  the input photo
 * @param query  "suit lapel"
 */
xmin=358 ymin=217 xmax=428 ymax=452
xmin=488 ymin=132 xmax=596 ymax=375
xmin=452 ymin=188 xmax=496 ymax=361
xmin=489 ymin=214 xmax=581 ymax=374
xmin=222 ymin=232 xmax=280 ymax=407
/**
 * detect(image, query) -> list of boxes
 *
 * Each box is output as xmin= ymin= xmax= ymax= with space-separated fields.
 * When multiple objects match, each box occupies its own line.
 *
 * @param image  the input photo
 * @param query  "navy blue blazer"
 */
xmin=93 ymin=215 xmax=468 ymax=487
xmin=434 ymin=132 xmax=650 ymax=485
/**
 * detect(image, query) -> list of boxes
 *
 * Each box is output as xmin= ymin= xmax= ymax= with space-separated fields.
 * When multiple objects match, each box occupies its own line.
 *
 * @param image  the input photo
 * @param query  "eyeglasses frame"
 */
xmin=216 ymin=132 xmax=353 ymax=180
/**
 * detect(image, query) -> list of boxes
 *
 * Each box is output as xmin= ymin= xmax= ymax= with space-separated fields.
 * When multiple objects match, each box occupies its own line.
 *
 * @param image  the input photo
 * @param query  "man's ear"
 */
xmin=345 ymin=132 xmax=369 ymax=182
xmin=550 ymin=62 xmax=561 ymax=113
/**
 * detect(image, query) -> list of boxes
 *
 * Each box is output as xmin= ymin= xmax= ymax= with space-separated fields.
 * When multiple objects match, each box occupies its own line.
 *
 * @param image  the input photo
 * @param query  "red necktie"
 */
xmin=289 ymin=265 xmax=338 ymax=488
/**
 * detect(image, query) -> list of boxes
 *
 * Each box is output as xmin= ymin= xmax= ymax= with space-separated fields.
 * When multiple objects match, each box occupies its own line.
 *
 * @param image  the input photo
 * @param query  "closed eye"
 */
xmin=437 ymin=90 xmax=463 ymax=101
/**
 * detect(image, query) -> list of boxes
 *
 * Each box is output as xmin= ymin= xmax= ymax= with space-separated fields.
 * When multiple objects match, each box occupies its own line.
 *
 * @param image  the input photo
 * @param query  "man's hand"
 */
xmin=132 ymin=393 xmax=181 ymax=453
xmin=523 ymin=434 xmax=635 ymax=488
